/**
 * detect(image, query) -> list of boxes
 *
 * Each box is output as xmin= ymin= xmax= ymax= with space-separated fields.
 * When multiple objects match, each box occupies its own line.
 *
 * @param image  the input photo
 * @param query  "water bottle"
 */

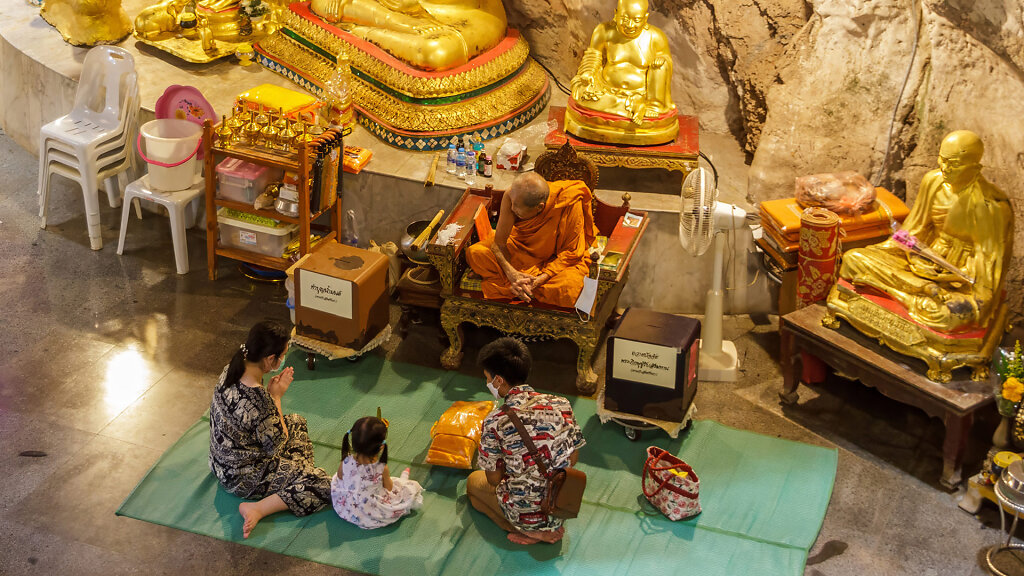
xmin=342 ymin=209 xmax=360 ymax=246
xmin=446 ymin=142 xmax=457 ymax=174
xmin=456 ymin=147 xmax=467 ymax=179
xmin=465 ymin=150 xmax=477 ymax=185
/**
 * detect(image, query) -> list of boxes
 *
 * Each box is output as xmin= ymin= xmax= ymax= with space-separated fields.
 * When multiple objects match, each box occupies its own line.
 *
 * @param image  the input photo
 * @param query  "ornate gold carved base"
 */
xmin=439 ymin=294 xmax=616 ymax=395
xmin=824 ymin=282 xmax=1005 ymax=383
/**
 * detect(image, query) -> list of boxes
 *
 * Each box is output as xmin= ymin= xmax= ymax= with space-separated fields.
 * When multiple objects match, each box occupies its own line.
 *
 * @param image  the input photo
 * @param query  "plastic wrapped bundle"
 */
xmin=795 ymin=171 xmax=876 ymax=215
xmin=425 ymin=401 xmax=495 ymax=469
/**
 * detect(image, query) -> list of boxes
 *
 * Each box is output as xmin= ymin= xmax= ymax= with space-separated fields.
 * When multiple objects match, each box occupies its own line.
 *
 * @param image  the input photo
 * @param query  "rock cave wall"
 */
xmin=509 ymin=0 xmax=1024 ymax=320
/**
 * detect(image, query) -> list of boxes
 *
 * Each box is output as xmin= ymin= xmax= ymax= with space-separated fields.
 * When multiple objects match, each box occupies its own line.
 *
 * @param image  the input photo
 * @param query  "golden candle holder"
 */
xmin=242 ymin=110 xmax=261 ymax=145
xmin=216 ymin=115 xmax=233 ymax=148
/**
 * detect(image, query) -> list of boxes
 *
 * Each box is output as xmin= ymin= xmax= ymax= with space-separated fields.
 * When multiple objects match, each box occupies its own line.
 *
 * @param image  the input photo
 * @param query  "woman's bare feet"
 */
xmin=507 ymin=526 xmax=564 ymax=545
xmin=239 ymin=502 xmax=264 ymax=539
xmin=237 ymin=494 xmax=289 ymax=539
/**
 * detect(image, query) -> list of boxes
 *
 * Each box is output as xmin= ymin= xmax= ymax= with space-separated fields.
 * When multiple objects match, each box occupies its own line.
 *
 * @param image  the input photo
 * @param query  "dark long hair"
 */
xmin=341 ymin=416 xmax=389 ymax=464
xmin=223 ymin=321 xmax=290 ymax=387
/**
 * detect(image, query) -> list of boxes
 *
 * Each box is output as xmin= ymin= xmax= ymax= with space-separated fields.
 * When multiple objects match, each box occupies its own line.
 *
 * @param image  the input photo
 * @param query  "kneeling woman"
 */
xmin=209 ymin=321 xmax=331 ymax=538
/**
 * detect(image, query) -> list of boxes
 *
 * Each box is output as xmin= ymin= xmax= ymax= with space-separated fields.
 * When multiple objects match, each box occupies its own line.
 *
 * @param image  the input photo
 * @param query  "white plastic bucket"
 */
xmin=137 ymin=119 xmax=202 ymax=191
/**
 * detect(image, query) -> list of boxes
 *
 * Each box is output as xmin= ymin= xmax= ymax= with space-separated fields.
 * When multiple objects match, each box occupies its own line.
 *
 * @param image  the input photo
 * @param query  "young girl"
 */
xmin=331 ymin=416 xmax=424 ymax=529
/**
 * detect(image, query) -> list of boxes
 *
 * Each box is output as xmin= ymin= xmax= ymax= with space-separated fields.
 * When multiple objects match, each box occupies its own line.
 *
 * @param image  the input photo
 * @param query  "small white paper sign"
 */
xmin=612 ymin=339 xmax=676 ymax=389
xmin=300 ymin=270 xmax=353 ymax=319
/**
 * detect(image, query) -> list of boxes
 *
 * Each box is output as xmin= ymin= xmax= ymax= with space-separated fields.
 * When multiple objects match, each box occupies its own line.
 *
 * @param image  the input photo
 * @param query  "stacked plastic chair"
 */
xmin=116 ymin=85 xmax=212 ymax=275
xmin=38 ymin=46 xmax=140 ymax=251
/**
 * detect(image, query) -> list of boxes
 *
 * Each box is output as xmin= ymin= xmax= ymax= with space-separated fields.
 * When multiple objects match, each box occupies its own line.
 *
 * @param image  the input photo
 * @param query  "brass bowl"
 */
xmin=400 ymin=220 xmax=431 ymax=265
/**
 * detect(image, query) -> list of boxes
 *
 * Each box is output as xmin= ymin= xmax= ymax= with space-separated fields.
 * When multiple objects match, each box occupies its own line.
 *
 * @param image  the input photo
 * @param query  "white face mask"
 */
xmin=486 ymin=379 xmax=501 ymax=399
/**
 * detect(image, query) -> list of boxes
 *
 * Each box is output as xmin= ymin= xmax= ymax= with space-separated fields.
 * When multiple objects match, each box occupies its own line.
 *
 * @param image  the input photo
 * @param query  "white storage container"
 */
xmin=217 ymin=208 xmax=298 ymax=257
xmin=216 ymin=158 xmax=281 ymax=204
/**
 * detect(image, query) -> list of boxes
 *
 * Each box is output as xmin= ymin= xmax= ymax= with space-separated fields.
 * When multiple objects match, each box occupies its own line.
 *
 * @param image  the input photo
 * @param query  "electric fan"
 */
xmin=679 ymin=167 xmax=746 ymax=382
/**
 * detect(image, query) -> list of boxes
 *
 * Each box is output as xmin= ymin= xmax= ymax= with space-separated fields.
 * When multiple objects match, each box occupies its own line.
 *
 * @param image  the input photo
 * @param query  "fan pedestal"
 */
xmin=698 ymin=340 xmax=738 ymax=382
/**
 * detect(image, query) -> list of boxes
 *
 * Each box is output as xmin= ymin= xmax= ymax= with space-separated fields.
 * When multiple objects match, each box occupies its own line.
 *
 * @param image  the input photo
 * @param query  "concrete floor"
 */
xmin=0 ymin=127 xmax=1014 ymax=575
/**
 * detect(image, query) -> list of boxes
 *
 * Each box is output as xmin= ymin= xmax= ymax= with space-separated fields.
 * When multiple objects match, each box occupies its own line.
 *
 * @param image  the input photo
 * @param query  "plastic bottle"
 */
xmin=446 ymin=142 xmax=457 ymax=174
xmin=474 ymin=142 xmax=485 ymax=175
xmin=465 ymin=150 xmax=477 ymax=185
xmin=342 ymin=209 xmax=360 ymax=246
xmin=456 ymin=147 xmax=467 ymax=179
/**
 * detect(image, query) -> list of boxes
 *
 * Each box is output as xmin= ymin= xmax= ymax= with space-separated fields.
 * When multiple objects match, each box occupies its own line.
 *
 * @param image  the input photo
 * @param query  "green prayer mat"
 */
xmin=118 ymin=354 xmax=837 ymax=575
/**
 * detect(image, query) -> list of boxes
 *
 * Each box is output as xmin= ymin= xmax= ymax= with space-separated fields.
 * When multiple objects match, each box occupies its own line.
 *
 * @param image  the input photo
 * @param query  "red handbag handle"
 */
xmin=643 ymin=447 xmax=698 ymax=500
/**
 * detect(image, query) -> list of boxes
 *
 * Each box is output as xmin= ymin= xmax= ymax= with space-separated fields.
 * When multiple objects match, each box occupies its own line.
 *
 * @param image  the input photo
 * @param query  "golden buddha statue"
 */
xmin=565 ymin=0 xmax=677 ymax=146
xmin=308 ymin=0 xmax=508 ymax=71
xmin=825 ymin=130 xmax=1014 ymax=382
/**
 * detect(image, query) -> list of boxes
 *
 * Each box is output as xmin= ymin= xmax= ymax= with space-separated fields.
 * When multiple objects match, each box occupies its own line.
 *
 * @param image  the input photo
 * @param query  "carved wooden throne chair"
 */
xmin=426 ymin=143 xmax=648 ymax=394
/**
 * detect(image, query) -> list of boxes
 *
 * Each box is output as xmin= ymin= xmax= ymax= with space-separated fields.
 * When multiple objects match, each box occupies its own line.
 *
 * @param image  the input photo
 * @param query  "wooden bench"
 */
xmin=779 ymin=303 xmax=995 ymax=489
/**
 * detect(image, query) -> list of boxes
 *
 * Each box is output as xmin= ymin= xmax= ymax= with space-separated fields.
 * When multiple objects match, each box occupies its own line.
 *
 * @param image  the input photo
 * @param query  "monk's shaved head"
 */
xmin=510 ymin=172 xmax=549 ymax=208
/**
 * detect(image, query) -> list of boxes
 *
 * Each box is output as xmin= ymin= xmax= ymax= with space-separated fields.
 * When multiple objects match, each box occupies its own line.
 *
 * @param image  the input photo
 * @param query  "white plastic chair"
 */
xmin=117 ymin=173 xmax=205 ymax=275
xmin=37 ymin=46 xmax=139 ymax=250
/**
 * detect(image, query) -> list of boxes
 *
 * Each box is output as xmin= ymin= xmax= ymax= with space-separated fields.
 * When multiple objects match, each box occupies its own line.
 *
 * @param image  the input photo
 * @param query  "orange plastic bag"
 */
xmin=425 ymin=400 xmax=494 ymax=469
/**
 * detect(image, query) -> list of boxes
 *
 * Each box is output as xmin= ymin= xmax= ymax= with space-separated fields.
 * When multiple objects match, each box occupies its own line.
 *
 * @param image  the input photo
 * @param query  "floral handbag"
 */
xmin=642 ymin=446 xmax=701 ymax=521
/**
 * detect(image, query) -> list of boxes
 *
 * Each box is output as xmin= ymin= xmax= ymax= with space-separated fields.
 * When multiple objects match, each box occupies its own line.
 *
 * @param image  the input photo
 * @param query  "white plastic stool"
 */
xmin=117 ymin=173 xmax=205 ymax=275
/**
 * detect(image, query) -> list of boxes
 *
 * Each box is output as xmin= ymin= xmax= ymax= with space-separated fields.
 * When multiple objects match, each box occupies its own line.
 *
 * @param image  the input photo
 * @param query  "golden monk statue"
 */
xmin=565 ymin=0 xmax=677 ymax=145
xmin=466 ymin=173 xmax=597 ymax=307
xmin=825 ymin=130 xmax=1014 ymax=382
xmin=309 ymin=0 xmax=508 ymax=71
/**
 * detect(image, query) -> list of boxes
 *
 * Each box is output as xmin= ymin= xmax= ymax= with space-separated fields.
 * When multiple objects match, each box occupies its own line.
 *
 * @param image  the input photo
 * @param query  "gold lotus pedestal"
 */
xmin=255 ymin=2 xmax=549 ymax=150
xmin=544 ymin=106 xmax=698 ymax=175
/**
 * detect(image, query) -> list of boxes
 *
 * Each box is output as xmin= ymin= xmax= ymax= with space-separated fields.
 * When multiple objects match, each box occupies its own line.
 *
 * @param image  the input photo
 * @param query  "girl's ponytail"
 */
xmin=342 ymin=430 xmax=352 ymax=462
xmin=379 ymin=442 xmax=388 ymax=465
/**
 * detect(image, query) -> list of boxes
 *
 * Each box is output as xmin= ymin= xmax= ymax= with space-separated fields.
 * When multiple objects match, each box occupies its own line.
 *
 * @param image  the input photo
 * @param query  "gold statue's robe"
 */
xmin=838 ymin=169 xmax=1013 ymax=332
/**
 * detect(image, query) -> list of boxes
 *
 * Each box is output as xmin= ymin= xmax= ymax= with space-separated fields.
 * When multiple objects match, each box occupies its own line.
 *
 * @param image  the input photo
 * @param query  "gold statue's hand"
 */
xmin=627 ymin=95 xmax=647 ymax=125
xmin=652 ymin=57 xmax=666 ymax=68
xmin=571 ymin=74 xmax=596 ymax=101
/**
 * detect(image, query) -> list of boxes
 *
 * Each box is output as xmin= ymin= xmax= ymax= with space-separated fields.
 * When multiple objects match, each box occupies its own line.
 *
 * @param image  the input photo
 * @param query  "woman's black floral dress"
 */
xmin=208 ymin=369 xmax=330 ymax=516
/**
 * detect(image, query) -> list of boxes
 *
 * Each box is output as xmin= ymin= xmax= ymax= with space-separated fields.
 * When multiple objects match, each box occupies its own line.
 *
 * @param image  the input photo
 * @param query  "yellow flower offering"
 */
xmin=1002 ymin=377 xmax=1024 ymax=403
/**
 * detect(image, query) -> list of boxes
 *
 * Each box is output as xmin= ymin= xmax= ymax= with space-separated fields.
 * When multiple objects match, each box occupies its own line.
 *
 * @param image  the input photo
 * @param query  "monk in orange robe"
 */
xmin=465 ymin=173 xmax=597 ymax=307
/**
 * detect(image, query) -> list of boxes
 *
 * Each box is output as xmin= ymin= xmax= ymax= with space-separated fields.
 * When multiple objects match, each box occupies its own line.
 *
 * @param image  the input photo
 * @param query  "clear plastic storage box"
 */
xmin=216 ymin=158 xmax=281 ymax=204
xmin=217 ymin=208 xmax=298 ymax=257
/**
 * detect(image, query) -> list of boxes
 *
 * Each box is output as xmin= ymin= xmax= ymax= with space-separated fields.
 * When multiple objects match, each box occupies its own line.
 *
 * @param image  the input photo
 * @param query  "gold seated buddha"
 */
xmin=309 ymin=0 xmax=508 ymax=71
xmin=566 ymin=0 xmax=677 ymax=146
xmin=824 ymin=130 xmax=1014 ymax=382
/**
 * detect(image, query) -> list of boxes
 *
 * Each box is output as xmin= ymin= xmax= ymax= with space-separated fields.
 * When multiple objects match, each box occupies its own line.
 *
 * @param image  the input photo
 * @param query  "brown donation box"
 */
xmin=294 ymin=241 xmax=389 ymax=350
xmin=605 ymin=308 xmax=700 ymax=422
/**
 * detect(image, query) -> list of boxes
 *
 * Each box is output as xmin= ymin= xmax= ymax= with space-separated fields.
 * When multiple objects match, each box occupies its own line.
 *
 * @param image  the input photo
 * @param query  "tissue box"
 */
xmin=294 ymin=241 xmax=389 ymax=350
xmin=495 ymin=139 xmax=526 ymax=171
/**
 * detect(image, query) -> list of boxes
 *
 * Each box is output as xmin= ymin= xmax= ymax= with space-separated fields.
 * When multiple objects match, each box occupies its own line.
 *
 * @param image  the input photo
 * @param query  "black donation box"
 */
xmin=605 ymin=308 xmax=700 ymax=422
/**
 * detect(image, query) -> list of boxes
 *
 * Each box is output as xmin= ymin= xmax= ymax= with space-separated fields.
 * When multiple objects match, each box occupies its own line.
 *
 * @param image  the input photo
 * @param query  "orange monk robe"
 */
xmin=465 ymin=180 xmax=598 ymax=307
